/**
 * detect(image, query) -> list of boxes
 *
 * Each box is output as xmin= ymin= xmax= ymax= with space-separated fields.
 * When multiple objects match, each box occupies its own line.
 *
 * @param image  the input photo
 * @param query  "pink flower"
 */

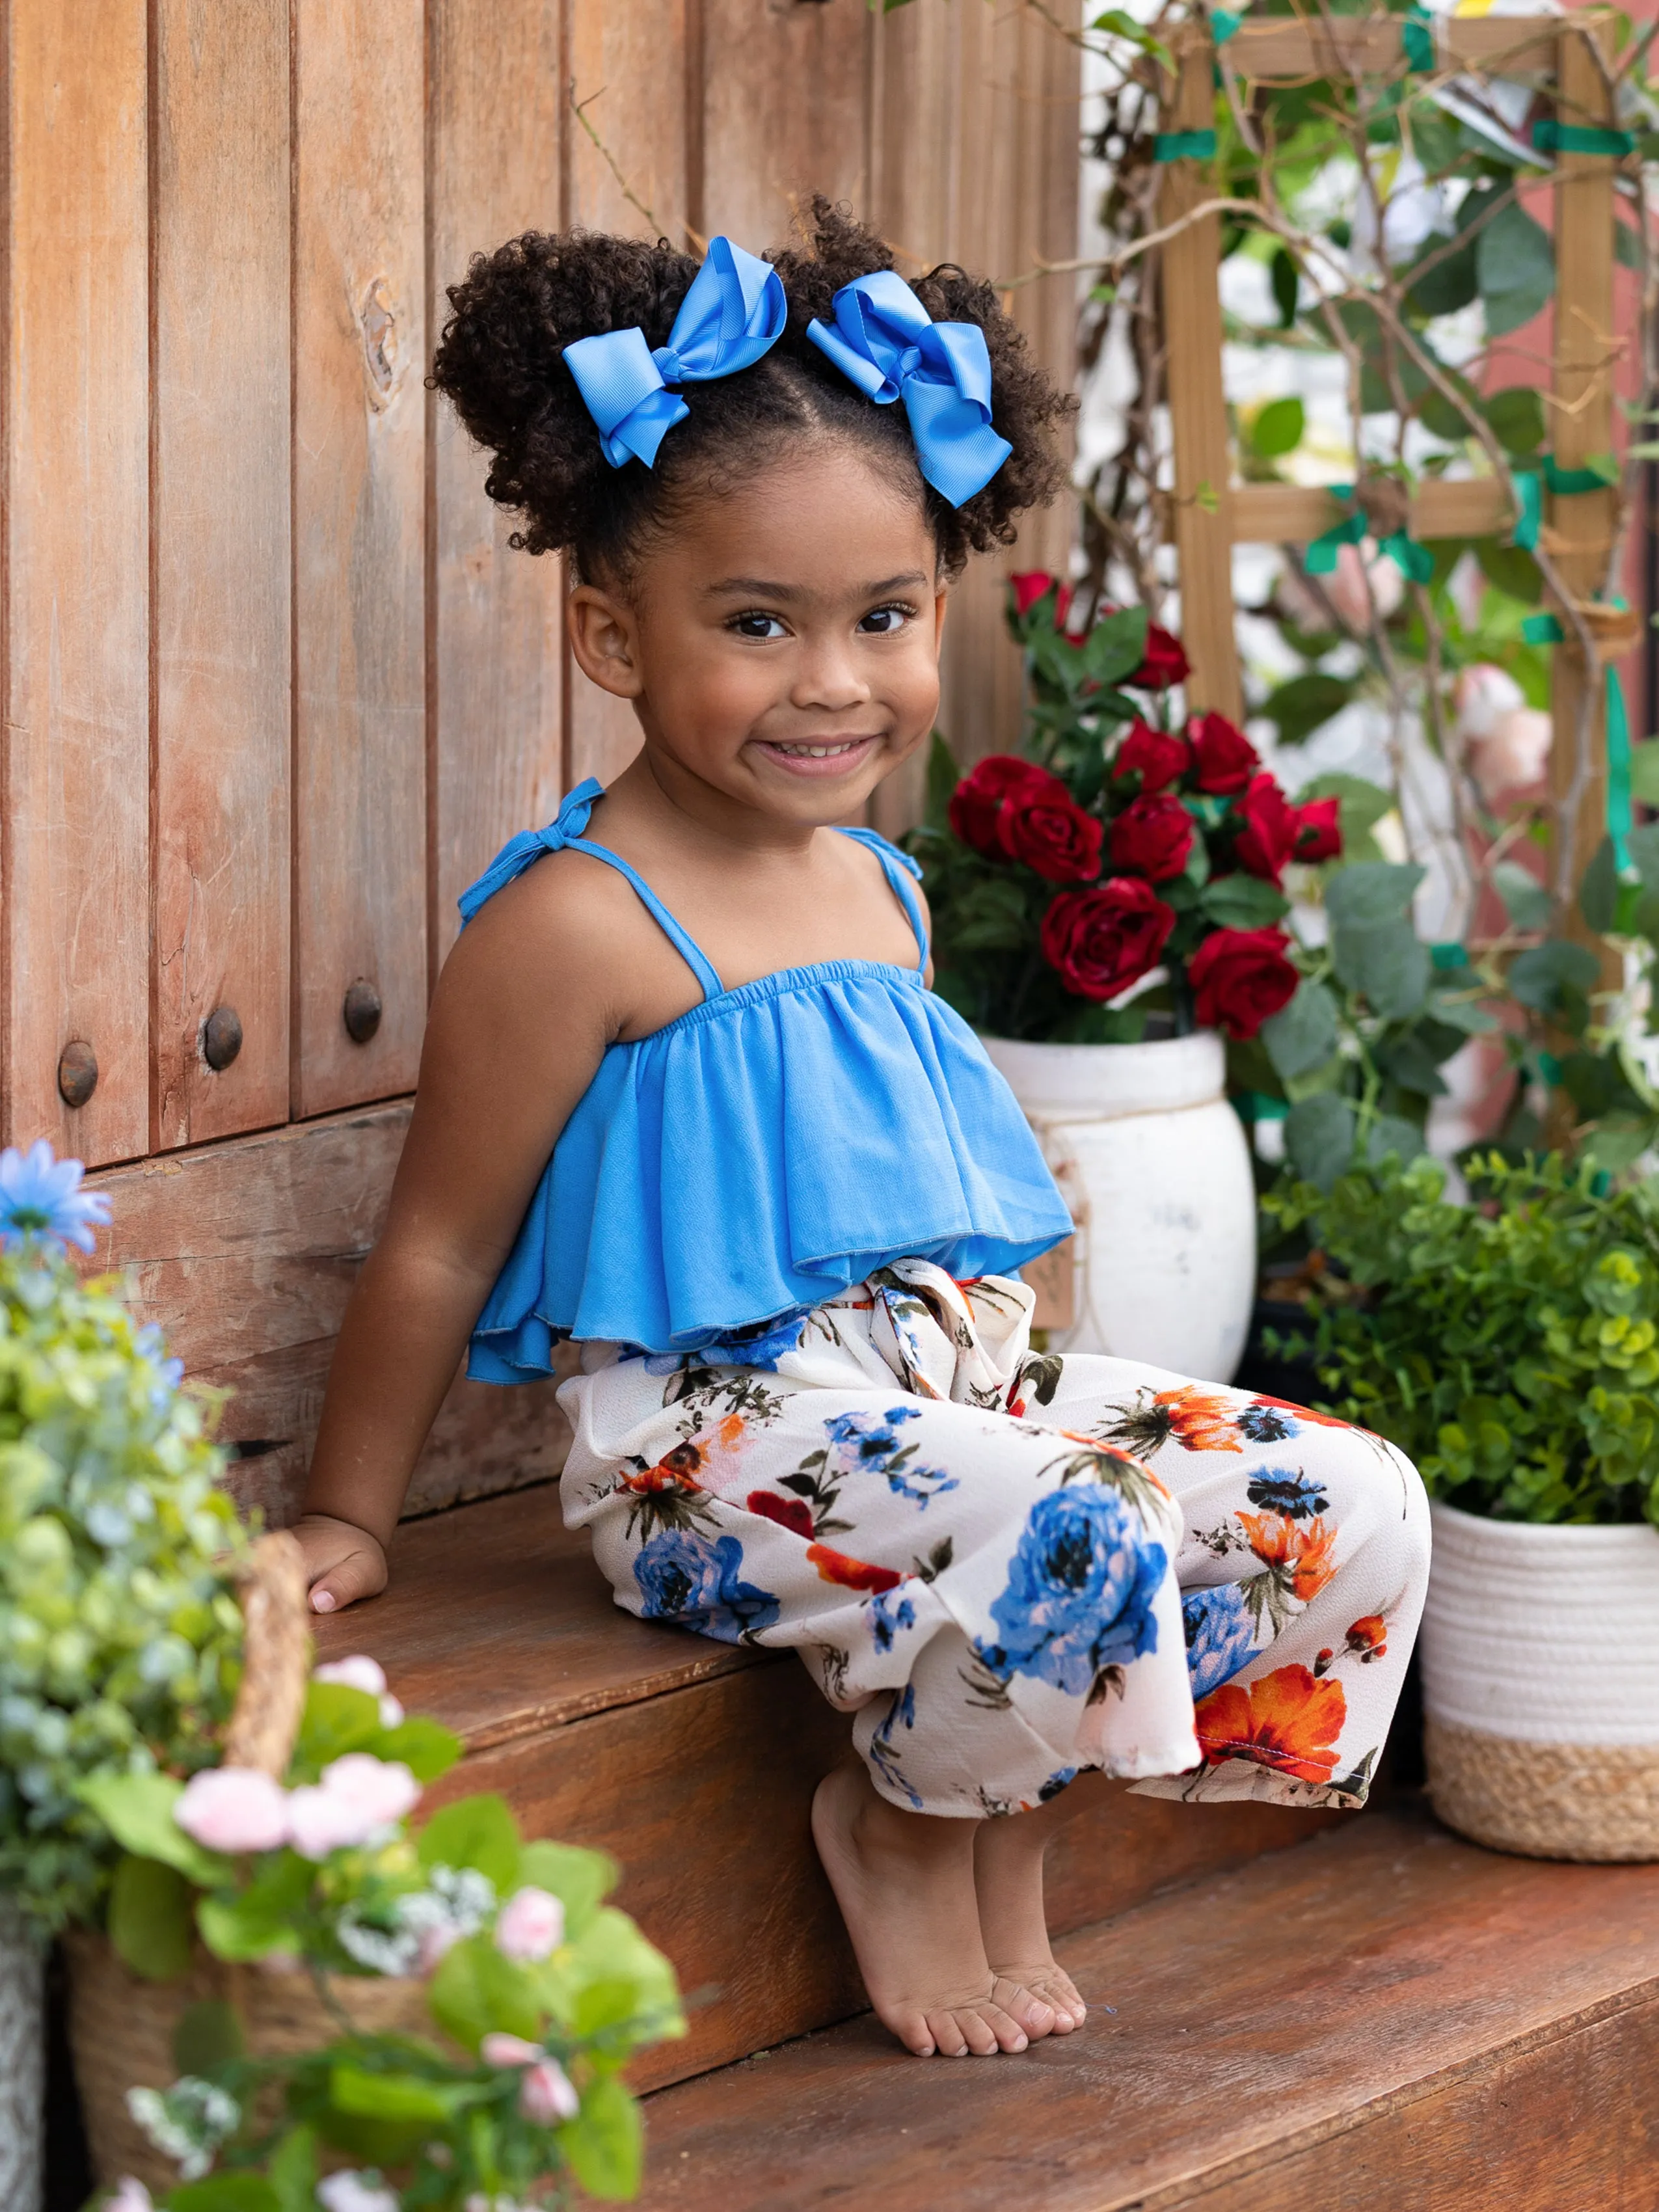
xmin=494 ymin=1885 xmax=565 ymax=1962
xmin=481 ymin=2031 xmax=543 ymax=2067
xmin=174 ymin=1767 xmax=290 ymax=1855
xmin=312 ymin=1654 xmax=405 ymax=1729
xmin=1452 ymin=661 xmax=1524 ymax=741
xmin=108 ymin=2183 xmax=154 ymax=2212
xmin=519 ymin=2057 xmax=580 ymax=2126
xmin=286 ymin=1753 xmax=419 ymax=1861
xmin=317 ymin=2178 xmax=400 ymax=2212
xmin=1470 ymin=707 xmax=1552 ymax=806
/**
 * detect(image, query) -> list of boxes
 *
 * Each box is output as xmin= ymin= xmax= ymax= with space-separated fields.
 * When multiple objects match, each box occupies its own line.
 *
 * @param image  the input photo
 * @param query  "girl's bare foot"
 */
xmin=973 ymin=1800 xmax=1088 ymax=2034
xmin=811 ymin=1762 xmax=1056 ymax=2058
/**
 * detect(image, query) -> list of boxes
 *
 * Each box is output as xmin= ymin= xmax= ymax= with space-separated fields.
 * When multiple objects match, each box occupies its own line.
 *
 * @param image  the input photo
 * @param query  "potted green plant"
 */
xmin=1269 ymin=1148 xmax=1659 ymax=1862
xmin=0 ymin=1139 xmax=243 ymax=2212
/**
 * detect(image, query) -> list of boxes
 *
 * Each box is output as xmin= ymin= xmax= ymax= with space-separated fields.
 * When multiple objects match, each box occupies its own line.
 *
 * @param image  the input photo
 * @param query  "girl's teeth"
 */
xmin=776 ymin=742 xmax=859 ymax=758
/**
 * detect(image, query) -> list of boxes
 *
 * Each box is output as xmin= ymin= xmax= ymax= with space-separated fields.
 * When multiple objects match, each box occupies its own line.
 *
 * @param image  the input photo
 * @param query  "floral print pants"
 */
xmin=557 ymin=1263 xmax=1431 ymax=1819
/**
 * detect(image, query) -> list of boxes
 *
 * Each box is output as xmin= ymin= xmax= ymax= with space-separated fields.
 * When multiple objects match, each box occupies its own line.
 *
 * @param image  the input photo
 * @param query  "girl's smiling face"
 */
xmin=566 ymin=440 xmax=947 ymax=828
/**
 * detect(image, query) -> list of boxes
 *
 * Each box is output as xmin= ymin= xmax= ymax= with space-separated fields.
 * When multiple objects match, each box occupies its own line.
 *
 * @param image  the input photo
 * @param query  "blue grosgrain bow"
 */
xmin=563 ymin=238 xmax=787 ymax=470
xmin=806 ymin=269 xmax=1012 ymax=507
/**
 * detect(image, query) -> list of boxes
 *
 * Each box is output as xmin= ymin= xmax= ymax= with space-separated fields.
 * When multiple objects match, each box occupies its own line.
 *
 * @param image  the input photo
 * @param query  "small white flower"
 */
xmin=334 ymin=1906 xmax=422 ymax=1978
xmin=317 ymin=2173 xmax=401 ymax=2212
xmin=125 ymin=2078 xmax=239 ymax=2182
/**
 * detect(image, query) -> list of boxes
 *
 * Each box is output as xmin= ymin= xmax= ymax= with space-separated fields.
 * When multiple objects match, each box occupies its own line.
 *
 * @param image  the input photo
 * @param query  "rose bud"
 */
xmin=1189 ymin=710 xmax=1260 ymax=796
xmin=1293 ymin=795 xmax=1343 ymax=863
xmin=1232 ymin=774 xmax=1301 ymax=883
xmin=1107 ymin=794 xmax=1195 ymax=883
xmin=1128 ymin=623 xmax=1190 ymax=691
xmin=1040 ymin=878 xmax=1176 ymax=1002
xmin=1111 ymin=720 xmax=1192 ymax=795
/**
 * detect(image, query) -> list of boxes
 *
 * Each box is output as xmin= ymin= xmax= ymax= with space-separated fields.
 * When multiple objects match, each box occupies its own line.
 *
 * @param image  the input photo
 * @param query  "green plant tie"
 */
xmin=1154 ymin=129 xmax=1218 ymax=162
xmin=1430 ymin=941 xmax=1468 ymax=970
xmin=1211 ymin=8 xmax=1241 ymax=43
xmin=1402 ymin=5 xmax=1435 ymax=74
xmin=1379 ymin=530 xmax=1435 ymax=584
xmin=1533 ymin=118 xmax=1636 ymax=159
xmin=1545 ymin=455 xmax=1618 ymax=496
xmin=1304 ymin=485 xmax=1366 ymax=573
xmin=1237 ymin=1091 xmax=1289 ymax=1122
xmin=1537 ymin=1048 xmax=1564 ymax=1088
xmin=1520 ymin=607 xmax=1634 ymax=876
xmin=1511 ymin=461 xmax=1616 ymax=556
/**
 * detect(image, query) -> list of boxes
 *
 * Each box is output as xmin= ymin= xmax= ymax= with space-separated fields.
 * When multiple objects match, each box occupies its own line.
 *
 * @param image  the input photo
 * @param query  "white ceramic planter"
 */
xmin=0 ymin=1897 xmax=43 ymax=2212
xmin=981 ymin=1029 xmax=1255 ymax=1382
xmin=1420 ymin=1499 xmax=1659 ymax=1861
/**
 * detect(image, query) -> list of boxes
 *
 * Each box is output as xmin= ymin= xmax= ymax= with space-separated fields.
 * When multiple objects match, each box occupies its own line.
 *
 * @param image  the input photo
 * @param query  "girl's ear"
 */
xmin=568 ymin=583 xmax=644 ymax=699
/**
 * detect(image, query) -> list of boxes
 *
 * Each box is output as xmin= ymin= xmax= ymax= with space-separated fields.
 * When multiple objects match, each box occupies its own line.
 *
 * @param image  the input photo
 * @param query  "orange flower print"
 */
xmin=1249 ymin=1391 xmax=1353 ymax=1433
xmin=1194 ymin=1663 xmax=1348 ymax=1785
xmin=716 ymin=1412 xmax=746 ymax=1451
xmin=1105 ymin=1384 xmax=1243 ymax=1457
xmin=622 ymin=1440 xmax=707 ymax=1494
xmin=1345 ymin=1614 xmax=1387 ymax=1663
xmin=1236 ymin=1509 xmax=1338 ymax=1600
xmin=806 ymin=1542 xmax=903 ymax=1595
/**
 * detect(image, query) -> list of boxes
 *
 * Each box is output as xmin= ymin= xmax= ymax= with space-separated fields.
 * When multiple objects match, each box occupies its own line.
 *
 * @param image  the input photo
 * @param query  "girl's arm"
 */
xmin=294 ymin=861 xmax=625 ymax=1612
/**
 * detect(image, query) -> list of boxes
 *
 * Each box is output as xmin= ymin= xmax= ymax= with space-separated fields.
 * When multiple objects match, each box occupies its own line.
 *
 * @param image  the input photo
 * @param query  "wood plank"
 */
xmin=429 ymin=0 xmax=566 ymax=974
xmin=1159 ymin=36 xmax=1241 ymax=722
xmin=1230 ymin=476 xmax=1513 ymax=546
xmin=698 ymin=0 xmax=871 ymax=250
xmin=292 ymin=0 xmax=427 ymax=1116
xmin=151 ymin=0 xmax=291 ymax=1148
xmin=82 ymin=1105 xmax=565 ymax=1522
xmin=635 ymin=1802 xmax=1659 ymax=2210
xmin=1228 ymin=15 xmax=1558 ymax=83
xmin=3 ymin=0 xmax=150 ymax=1165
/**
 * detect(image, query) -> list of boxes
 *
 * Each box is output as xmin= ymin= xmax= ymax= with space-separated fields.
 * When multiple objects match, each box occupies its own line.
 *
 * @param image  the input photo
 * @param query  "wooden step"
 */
xmin=316 ymin=1487 xmax=1340 ymax=2090
xmin=636 ymin=1798 xmax=1659 ymax=2211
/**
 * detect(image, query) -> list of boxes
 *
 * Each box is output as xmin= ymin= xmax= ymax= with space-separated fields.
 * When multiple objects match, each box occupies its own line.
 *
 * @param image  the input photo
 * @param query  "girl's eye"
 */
xmin=859 ymin=603 xmax=915 ymax=636
xmin=732 ymin=612 xmax=788 ymax=640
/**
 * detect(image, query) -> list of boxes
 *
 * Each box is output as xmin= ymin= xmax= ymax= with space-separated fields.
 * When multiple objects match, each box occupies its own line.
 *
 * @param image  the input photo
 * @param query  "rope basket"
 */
xmin=1425 ymin=1719 xmax=1659 ymax=1864
xmin=66 ymin=1531 xmax=433 ymax=2194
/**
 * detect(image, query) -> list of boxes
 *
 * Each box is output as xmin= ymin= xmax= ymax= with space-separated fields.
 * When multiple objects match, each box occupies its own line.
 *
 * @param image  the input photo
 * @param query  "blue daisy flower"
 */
xmin=0 ymin=1140 xmax=109 ymax=1253
xmin=1237 ymin=1401 xmax=1301 ymax=1444
xmin=1181 ymin=1583 xmax=1258 ymax=1699
xmin=977 ymin=1484 xmax=1166 ymax=1697
xmin=1244 ymin=1468 xmax=1330 ymax=1520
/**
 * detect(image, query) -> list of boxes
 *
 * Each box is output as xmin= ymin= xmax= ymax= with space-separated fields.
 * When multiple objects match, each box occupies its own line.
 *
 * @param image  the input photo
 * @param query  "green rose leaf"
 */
xmin=265 ymin=2126 xmax=318 ymax=2212
xmin=1260 ymin=979 xmax=1340 ymax=1082
xmin=328 ymin=2064 xmax=484 ymax=2122
xmin=1365 ymin=1113 xmax=1426 ymax=1167
xmin=1261 ymin=670 xmax=1354 ymax=747
xmin=77 ymin=1774 xmax=230 ymax=1887
xmin=429 ymin=1932 xmax=543 ymax=2054
xmin=517 ymin=1839 xmax=619 ymax=1942
xmin=416 ymin=1791 xmax=522 ymax=1893
xmin=1331 ymin=919 xmax=1430 ymax=1022
xmin=1477 ymin=201 xmax=1554 ymax=336
xmin=293 ymin=1680 xmax=383 ymax=1775
xmin=374 ymin=1714 xmax=462 ymax=1783
xmin=1286 ymin=1092 xmax=1358 ymax=1191
xmin=165 ymin=2180 xmax=280 ymax=2212
xmin=1578 ymin=837 xmax=1618 ymax=935
xmin=1251 ymin=396 xmax=1304 ymax=459
xmin=1507 ymin=939 xmax=1600 ymax=1030
xmin=1199 ymin=875 xmax=1290 ymax=930
xmin=110 ymin=1854 xmax=195 ymax=1982
xmin=1323 ymin=861 xmax=1423 ymax=931
xmin=1081 ymin=606 xmax=1148 ymax=690
xmin=1483 ymin=385 xmax=1545 ymax=457
xmin=558 ymin=2075 xmax=645 ymax=2204
xmin=196 ymin=1846 xmax=313 ymax=1963
xmin=544 ymin=1905 xmax=686 ymax=2049
xmin=1492 ymin=857 xmax=1552 ymax=934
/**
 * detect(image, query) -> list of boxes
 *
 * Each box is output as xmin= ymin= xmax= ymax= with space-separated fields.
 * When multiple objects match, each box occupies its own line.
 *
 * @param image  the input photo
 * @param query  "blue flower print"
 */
xmin=1237 ymin=1401 xmax=1301 ymax=1445
xmin=1245 ymin=1468 xmax=1330 ymax=1520
xmin=869 ymin=1683 xmax=923 ymax=1808
xmin=1038 ymin=1766 xmax=1078 ymax=1803
xmin=633 ymin=1530 xmax=781 ymax=1645
xmin=1182 ymin=1583 xmax=1258 ymax=1699
xmin=824 ymin=1406 xmax=959 ymax=1509
xmin=867 ymin=1587 xmax=917 ymax=1654
xmin=977 ymin=1484 xmax=1166 ymax=1698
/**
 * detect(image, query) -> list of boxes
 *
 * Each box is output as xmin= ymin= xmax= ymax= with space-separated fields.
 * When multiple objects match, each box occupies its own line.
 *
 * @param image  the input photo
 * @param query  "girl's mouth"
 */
xmin=753 ymin=736 xmax=880 ymax=777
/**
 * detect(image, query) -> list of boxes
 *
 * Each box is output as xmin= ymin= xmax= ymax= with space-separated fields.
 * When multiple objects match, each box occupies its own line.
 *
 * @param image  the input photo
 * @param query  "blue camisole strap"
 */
xmin=456 ymin=777 xmax=723 ymax=1003
xmin=837 ymin=826 xmax=929 ymax=971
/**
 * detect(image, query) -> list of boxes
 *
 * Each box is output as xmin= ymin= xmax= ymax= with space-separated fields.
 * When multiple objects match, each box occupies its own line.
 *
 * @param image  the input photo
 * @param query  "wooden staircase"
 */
xmin=319 ymin=1485 xmax=1659 ymax=2209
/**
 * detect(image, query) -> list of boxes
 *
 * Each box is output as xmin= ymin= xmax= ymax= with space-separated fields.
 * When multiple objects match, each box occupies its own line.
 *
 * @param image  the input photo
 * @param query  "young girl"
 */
xmin=295 ymin=203 xmax=1430 ymax=2062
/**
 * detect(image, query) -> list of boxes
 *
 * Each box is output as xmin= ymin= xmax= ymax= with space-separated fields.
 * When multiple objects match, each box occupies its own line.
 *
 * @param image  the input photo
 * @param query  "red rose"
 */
xmin=1187 ymin=927 xmax=1299 ymax=1040
xmin=1010 ymin=571 xmax=1073 ymax=625
xmin=1233 ymin=774 xmax=1301 ymax=883
xmin=1108 ymin=793 xmax=1194 ymax=882
xmin=1111 ymin=720 xmax=1192 ymax=795
xmin=999 ymin=796 xmax=1104 ymax=883
xmin=948 ymin=755 xmax=1070 ymax=856
xmin=1129 ymin=623 xmax=1190 ymax=691
xmin=1293 ymin=796 xmax=1343 ymax=863
xmin=747 ymin=1490 xmax=814 ymax=1539
xmin=1189 ymin=710 xmax=1260 ymax=796
xmin=1041 ymin=877 xmax=1176 ymax=1001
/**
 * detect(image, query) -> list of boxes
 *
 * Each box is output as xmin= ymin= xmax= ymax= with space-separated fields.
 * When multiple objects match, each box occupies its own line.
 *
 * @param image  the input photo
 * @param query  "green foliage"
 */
xmin=0 ymin=1241 xmax=244 ymax=1932
xmin=1268 ymin=1152 xmax=1659 ymax=1524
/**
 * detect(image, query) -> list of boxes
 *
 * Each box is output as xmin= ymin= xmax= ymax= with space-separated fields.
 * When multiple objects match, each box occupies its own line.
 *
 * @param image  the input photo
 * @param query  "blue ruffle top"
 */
xmin=459 ymin=781 xmax=1072 ymax=1375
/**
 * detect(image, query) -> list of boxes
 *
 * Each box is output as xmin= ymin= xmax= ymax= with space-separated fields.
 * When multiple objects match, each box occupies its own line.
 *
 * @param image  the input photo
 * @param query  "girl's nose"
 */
xmin=789 ymin=641 xmax=872 ymax=714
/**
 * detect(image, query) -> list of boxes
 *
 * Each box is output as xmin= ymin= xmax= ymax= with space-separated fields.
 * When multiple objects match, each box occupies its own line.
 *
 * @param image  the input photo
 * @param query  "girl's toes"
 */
xmin=923 ymin=2008 xmax=972 ymax=2057
xmin=955 ymin=2006 xmax=1006 ymax=2058
xmin=991 ymin=1976 xmax=1056 ymax=2040
xmin=979 ymin=2000 xmax=1032 ymax=2054
xmin=893 ymin=2007 xmax=937 ymax=2057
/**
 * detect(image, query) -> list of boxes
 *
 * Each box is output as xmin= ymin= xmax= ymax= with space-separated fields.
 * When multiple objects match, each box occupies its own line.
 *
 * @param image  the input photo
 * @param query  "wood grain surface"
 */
xmin=429 ymin=0 xmax=567 ymax=975
xmin=3 ymin=0 xmax=150 ymax=1164
xmin=292 ymin=0 xmax=428 ymax=1115
xmin=699 ymin=0 xmax=870 ymax=251
xmin=636 ymin=1800 xmax=1659 ymax=2210
xmin=151 ymin=0 xmax=292 ymax=1148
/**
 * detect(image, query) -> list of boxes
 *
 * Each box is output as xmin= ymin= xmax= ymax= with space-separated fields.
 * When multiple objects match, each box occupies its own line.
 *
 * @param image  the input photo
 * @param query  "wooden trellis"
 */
xmin=1157 ymin=7 xmax=1624 ymax=920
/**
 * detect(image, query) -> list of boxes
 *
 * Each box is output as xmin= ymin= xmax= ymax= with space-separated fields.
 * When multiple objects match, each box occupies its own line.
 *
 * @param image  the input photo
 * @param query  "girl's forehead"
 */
xmin=658 ymin=446 xmax=936 ymax=586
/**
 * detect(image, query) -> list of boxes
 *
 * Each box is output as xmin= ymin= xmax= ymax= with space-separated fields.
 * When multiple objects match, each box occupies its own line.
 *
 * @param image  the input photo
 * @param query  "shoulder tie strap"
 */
xmin=838 ymin=827 xmax=929 ymax=971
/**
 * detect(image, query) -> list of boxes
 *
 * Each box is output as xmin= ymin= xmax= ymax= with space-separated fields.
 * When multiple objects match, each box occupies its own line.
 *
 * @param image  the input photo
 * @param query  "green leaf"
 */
xmin=1261 ymin=671 xmax=1354 ymax=746
xmin=196 ymin=1850 xmax=313 ymax=1963
xmin=1270 ymin=247 xmax=1299 ymax=330
xmin=1251 ymin=396 xmax=1304 ymax=459
xmin=1578 ymin=837 xmax=1618 ymax=934
xmin=265 ymin=2127 xmax=318 ymax=2212
xmin=1615 ymin=216 xmax=1643 ymax=273
xmin=1404 ymin=234 xmax=1478 ymax=320
xmin=1475 ymin=539 xmax=1544 ymax=604
xmin=1508 ymin=938 xmax=1600 ymax=1028
xmin=1331 ymin=919 xmax=1431 ymax=1021
xmin=1628 ymin=820 xmax=1659 ymax=890
xmin=293 ymin=1680 xmax=383 ymax=1774
xmin=1295 ymin=771 xmax=1392 ymax=838
xmin=1477 ymin=201 xmax=1554 ymax=336
xmin=546 ymin=1907 xmax=686 ymax=2047
xmin=1080 ymin=606 xmax=1148 ymax=690
xmin=165 ymin=2182 xmax=280 ymax=2212
xmin=429 ymin=1932 xmax=543 ymax=2054
xmin=1199 ymin=875 xmax=1290 ymax=929
xmin=329 ymin=2064 xmax=481 ymax=2123
xmin=1260 ymin=980 xmax=1340 ymax=1082
xmin=174 ymin=1999 xmax=245 ymax=2078
xmin=517 ymin=1840 xmax=618 ymax=1942
xmin=1493 ymin=857 xmax=1552 ymax=932
xmin=924 ymin=732 xmax=960 ymax=831
xmin=1286 ymin=1093 xmax=1358 ymax=1190
xmin=1373 ymin=1030 xmax=1451 ymax=1099
xmin=1484 ymin=386 xmax=1545 ymax=457
xmin=110 ymin=1854 xmax=195 ymax=1982
xmin=1365 ymin=1113 xmax=1426 ymax=1166
xmin=558 ymin=2075 xmax=644 ymax=2203
xmin=374 ymin=1714 xmax=461 ymax=1784
xmin=77 ymin=1774 xmax=230 ymax=1887
xmin=416 ymin=1792 xmax=522 ymax=1893
xmin=1628 ymin=739 xmax=1659 ymax=810
xmin=1324 ymin=862 xmax=1423 ymax=930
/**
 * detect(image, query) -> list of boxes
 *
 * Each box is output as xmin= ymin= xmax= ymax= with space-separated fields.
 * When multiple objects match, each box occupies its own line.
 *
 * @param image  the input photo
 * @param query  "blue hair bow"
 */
xmin=563 ymin=238 xmax=787 ymax=470
xmin=806 ymin=270 xmax=1012 ymax=507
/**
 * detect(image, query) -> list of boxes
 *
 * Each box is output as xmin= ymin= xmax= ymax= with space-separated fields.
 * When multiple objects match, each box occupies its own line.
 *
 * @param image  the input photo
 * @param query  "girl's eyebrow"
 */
xmin=702 ymin=571 xmax=931 ymax=601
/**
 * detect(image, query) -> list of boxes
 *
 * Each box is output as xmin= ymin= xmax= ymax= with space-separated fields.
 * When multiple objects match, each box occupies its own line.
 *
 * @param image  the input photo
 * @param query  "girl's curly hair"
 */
xmin=430 ymin=198 xmax=1073 ymax=584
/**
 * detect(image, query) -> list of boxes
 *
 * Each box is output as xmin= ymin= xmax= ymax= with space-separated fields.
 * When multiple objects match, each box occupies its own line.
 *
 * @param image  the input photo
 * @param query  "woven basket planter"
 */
xmin=1420 ymin=1500 xmax=1659 ymax=1862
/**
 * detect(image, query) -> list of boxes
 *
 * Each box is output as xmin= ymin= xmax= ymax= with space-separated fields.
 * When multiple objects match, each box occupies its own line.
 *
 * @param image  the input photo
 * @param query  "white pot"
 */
xmin=0 ymin=1898 xmax=43 ymax=2212
xmin=981 ymin=1029 xmax=1256 ymax=1381
xmin=1420 ymin=1500 xmax=1659 ymax=1861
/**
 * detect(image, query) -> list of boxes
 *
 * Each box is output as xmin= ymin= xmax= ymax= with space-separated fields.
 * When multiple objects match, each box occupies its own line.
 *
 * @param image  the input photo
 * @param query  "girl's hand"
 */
xmin=293 ymin=1511 xmax=389 ymax=1614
